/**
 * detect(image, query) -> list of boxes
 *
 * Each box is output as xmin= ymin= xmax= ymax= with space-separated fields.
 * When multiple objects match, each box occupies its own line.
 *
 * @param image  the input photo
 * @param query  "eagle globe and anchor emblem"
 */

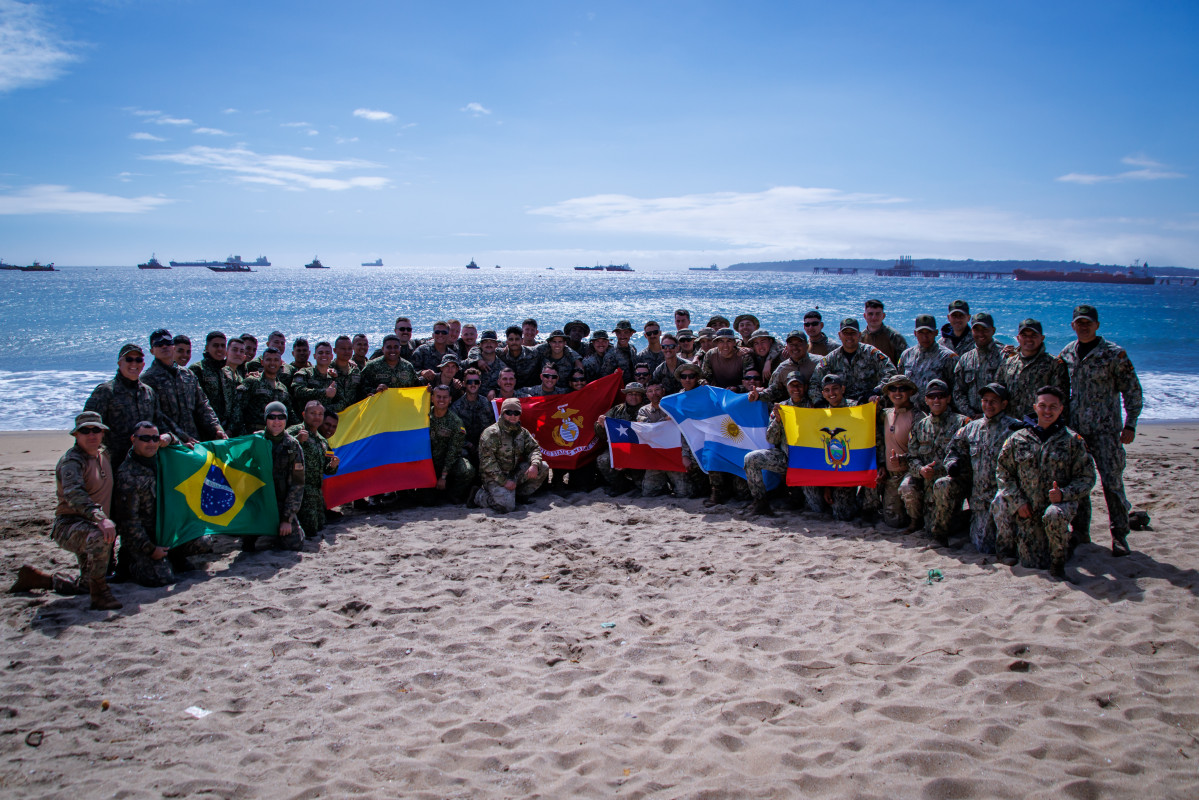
xmin=551 ymin=403 xmax=584 ymax=447
xmin=820 ymin=426 xmax=852 ymax=469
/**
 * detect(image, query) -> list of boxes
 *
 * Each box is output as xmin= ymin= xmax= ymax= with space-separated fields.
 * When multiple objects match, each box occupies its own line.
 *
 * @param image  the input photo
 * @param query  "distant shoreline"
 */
xmin=725 ymin=258 xmax=1199 ymax=276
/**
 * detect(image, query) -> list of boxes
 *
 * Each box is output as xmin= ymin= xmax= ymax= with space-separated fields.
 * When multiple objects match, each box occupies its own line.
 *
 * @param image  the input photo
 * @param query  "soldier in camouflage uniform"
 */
xmin=766 ymin=330 xmax=820 ymax=402
xmin=900 ymin=379 xmax=968 ymax=541
xmin=517 ymin=365 xmax=565 ymax=398
xmin=231 ymin=347 xmax=296 ymax=435
xmin=358 ymin=334 xmax=421 ymax=400
xmin=651 ymin=333 xmax=687 ymax=395
xmin=936 ymin=383 xmax=1022 ymax=553
xmin=673 ymin=362 xmax=710 ymax=497
xmin=604 ymin=321 xmax=641 ymax=384
xmin=582 ymin=330 xmax=615 ymax=382
xmin=1058 ymin=304 xmax=1143 ymax=556
xmin=808 ymin=318 xmax=896 ymax=405
xmin=637 ymin=382 xmax=691 ymax=498
xmin=994 ymin=319 xmax=1070 ymax=422
xmin=246 ymin=402 xmax=306 ymax=552
xmin=802 ymin=375 xmax=862 ymax=520
xmin=411 ymin=321 xmax=456 ymax=382
xmin=744 ymin=374 xmax=810 ymax=515
xmin=473 ymin=398 xmax=549 ymax=512
xmin=465 ymin=330 xmax=505 ymax=396
xmin=329 ymin=336 xmax=363 ymax=408
xmin=952 ymin=313 xmax=1005 ymax=418
xmin=245 ymin=330 xmax=284 ymax=374
xmin=291 ymin=341 xmax=356 ymax=415
xmin=142 ymin=328 xmax=226 ymax=443
xmin=803 ymin=311 xmax=833 ymax=357
xmin=993 ymin=387 xmax=1096 ymax=575
xmin=189 ymin=331 xmax=232 ymax=427
xmin=369 ymin=318 xmax=420 ymax=361
xmin=114 ymin=421 xmax=213 ymax=586
xmin=224 ymin=337 xmax=249 ymax=385
xmin=636 ymin=321 xmax=668 ymax=375
xmin=897 ymin=315 xmax=958 ymax=409
xmin=596 ymin=383 xmax=648 ymax=495
xmin=861 ymin=299 xmax=909 ymax=366
xmin=286 ymin=401 xmax=340 ymax=536
xmin=84 ymin=342 xmax=182 ymax=468
xmin=700 ymin=328 xmax=754 ymax=389
xmin=939 ymin=300 xmax=976 ymax=356
xmin=536 ymin=329 xmax=585 ymax=379
xmin=279 ymin=338 xmax=311 ymax=390
xmin=427 ymin=386 xmax=476 ymax=504
xmin=452 ymin=368 xmax=496 ymax=465
xmin=500 ymin=326 xmax=545 ymax=388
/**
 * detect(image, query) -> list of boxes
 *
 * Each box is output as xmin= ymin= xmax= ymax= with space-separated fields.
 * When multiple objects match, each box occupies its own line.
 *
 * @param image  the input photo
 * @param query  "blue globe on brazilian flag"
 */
xmin=156 ymin=436 xmax=279 ymax=548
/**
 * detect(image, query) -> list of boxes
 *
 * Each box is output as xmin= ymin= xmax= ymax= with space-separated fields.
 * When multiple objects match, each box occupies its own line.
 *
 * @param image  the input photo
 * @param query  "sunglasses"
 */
xmin=662 ymin=343 xmax=677 ymax=349
xmin=645 ymin=330 xmax=660 ymax=336
xmin=123 ymin=355 xmax=144 ymax=363
xmin=134 ymin=434 xmax=159 ymax=442
xmin=680 ymin=374 xmax=698 ymax=380
xmin=265 ymin=413 xmax=288 ymax=421
xmin=465 ymin=379 xmax=481 ymax=385
xmin=542 ymin=374 xmax=558 ymax=380
xmin=396 ymin=326 xmax=412 ymax=332
xmin=570 ymin=376 xmax=585 ymax=382
xmin=803 ymin=321 xmax=821 ymax=327
xmin=744 ymin=375 xmax=761 ymax=381
xmin=433 ymin=330 xmax=449 ymax=335
xmin=77 ymin=427 xmax=105 ymax=435
xmin=502 ymin=410 xmax=522 ymax=417
xmin=925 ymin=393 xmax=948 ymax=399
xmin=152 ymin=339 xmax=173 ymax=348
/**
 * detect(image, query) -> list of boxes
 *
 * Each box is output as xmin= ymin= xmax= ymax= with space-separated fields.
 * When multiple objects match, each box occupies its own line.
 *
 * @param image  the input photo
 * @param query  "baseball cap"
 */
xmin=1072 ymin=305 xmax=1099 ymax=323
xmin=914 ymin=314 xmax=937 ymax=332
xmin=970 ymin=312 xmax=995 ymax=329
xmin=839 ymin=318 xmax=860 ymax=332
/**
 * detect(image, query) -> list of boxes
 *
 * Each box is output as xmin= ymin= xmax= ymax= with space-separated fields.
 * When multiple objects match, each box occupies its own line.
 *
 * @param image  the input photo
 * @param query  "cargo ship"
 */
xmin=138 ymin=254 xmax=169 ymax=270
xmin=689 ymin=264 xmax=719 ymax=271
xmin=0 ymin=261 xmax=56 ymax=272
xmin=574 ymin=263 xmax=635 ymax=272
xmin=305 ymin=256 xmax=328 ymax=269
xmin=1012 ymin=263 xmax=1154 ymax=285
xmin=170 ymin=255 xmax=271 ymax=268
xmin=361 ymin=258 xmax=383 ymax=266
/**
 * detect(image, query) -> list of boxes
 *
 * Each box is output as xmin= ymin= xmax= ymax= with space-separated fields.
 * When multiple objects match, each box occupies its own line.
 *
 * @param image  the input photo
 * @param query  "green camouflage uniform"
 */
xmin=190 ymin=356 xmax=232 ymax=428
xmin=410 ymin=343 xmax=455 ymax=373
xmin=808 ymin=344 xmax=897 ymax=405
xmin=939 ymin=328 xmax=975 ymax=356
xmin=52 ymin=445 xmax=113 ymax=584
xmin=263 ymin=430 xmax=306 ymax=549
xmin=428 ymin=409 xmax=476 ymax=503
xmin=278 ymin=360 xmax=311 ymax=390
xmin=285 ymin=424 xmax=338 ymax=535
xmin=595 ymin=401 xmax=646 ymax=489
xmin=142 ymin=359 xmax=224 ymax=442
xmin=465 ymin=355 xmax=504 ymax=396
xmin=291 ymin=365 xmax=357 ymax=415
xmin=357 ymin=356 xmax=420 ymax=400
xmin=936 ymin=413 xmax=1022 ymax=553
xmin=451 ymin=394 xmax=496 ymax=463
xmin=474 ymin=419 xmax=548 ymax=512
xmin=114 ymin=453 xmax=211 ymax=586
xmin=636 ymin=404 xmax=690 ymax=497
xmin=900 ymin=410 xmax=969 ymax=537
xmin=765 ymin=355 xmax=819 ymax=402
xmin=231 ymin=375 xmax=296 ymax=436
xmin=602 ymin=343 xmax=640 ymax=384
xmin=1059 ymin=337 xmax=1142 ymax=539
xmin=637 ymin=347 xmax=666 ymax=375
xmin=744 ymin=399 xmax=804 ymax=501
xmin=952 ymin=342 xmax=1004 ymax=417
xmin=499 ymin=345 xmax=544 ymax=388
xmin=517 ymin=385 xmax=566 ymax=398
xmin=993 ymin=423 xmax=1096 ymax=569
xmin=994 ymin=347 xmax=1070 ymax=422
xmin=807 ymin=332 xmax=832 ymax=357
xmin=898 ymin=343 xmax=959 ymax=409
xmin=862 ymin=324 xmax=909 ymax=367
xmin=84 ymin=375 xmax=181 ymax=468
xmin=652 ymin=360 xmax=685 ymax=396
xmin=536 ymin=345 xmax=583 ymax=382
xmin=582 ymin=351 xmax=614 ymax=383
xmin=802 ymin=399 xmax=861 ymax=520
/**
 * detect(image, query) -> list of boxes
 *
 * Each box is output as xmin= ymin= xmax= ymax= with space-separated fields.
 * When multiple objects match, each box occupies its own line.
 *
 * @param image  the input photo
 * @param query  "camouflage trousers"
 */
xmin=744 ymin=448 xmax=787 ymax=501
xmin=119 ymin=535 xmax=212 ymax=588
xmin=642 ymin=469 xmax=690 ymax=497
xmin=966 ymin=489 xmax=999 ymax=553
xmin=991 ymin=495 xmax=1078 ymax=569
xmin=298 ymin=487 xmax=328 ymax=537
xmin=473 ymin=463 xmax=549 ymax=513
xmin=803 ymin=485 xmax=859 ymax=521
xmin=1075 ymin=432 xmax=1131 ymax=537
xmin=879 ymin=471 xmax=910 ymax=528
xmin=596 ymin=451 xmax=643 ymax=491
xmin=710 ymin=471 xmax=750 ymax=500
xmin=899 ymin=474 xmax=930 ymax=527
xmin=51 ymin=516 xmax=110 ymax=582
xmin=423 ymin=458 xmax=477 ymax=505
xmin=929 ymin=477 xmax=965 ymax=540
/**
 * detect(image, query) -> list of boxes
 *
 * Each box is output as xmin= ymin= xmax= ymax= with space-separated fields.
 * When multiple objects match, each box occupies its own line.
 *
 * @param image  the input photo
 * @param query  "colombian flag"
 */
xmin=779 ymin=403 xmax=877 ymax=487
xmin=157 ymin=436 xmax=279 ymax=547
xmin=321 ymin=387 xmax=436 ymax=506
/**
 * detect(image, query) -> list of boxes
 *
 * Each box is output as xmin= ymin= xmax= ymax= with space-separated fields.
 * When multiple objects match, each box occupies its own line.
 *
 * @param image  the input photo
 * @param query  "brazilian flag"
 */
xmin=156 ymin=436 xmax=279 ymax=548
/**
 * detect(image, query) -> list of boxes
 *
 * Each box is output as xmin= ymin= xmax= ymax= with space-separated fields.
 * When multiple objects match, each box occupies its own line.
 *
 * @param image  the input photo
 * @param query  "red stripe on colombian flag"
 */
xmin=323 ymin=461 xmax=435 ymax=507
xmin=786 ymin=467 xmax=877 ymax=488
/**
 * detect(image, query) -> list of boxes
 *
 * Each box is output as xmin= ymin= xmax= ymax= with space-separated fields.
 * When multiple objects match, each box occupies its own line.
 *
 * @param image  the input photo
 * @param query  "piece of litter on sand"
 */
xmin=184 ymin=706 xmax=212 ymax=719
xmin=600 ymin=622 xmax=616 ymax=629
xmin=925 ymin=569 xmax=944 ymax=585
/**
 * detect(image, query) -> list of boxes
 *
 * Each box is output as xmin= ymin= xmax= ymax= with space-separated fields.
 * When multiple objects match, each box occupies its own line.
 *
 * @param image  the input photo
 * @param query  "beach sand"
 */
xmin=1 ymin=426 xmax=1197 ymax=798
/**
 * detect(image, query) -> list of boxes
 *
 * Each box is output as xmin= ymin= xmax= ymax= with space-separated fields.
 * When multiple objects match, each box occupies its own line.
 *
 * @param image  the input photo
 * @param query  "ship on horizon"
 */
xmin=170 ymin=255 xmax=271 ymax=268
xmin=305 ymin=256 xmax=328 ymax=269
xmin=574 ymin=263 xmax=634 ymax=272
xmin=361 ymin=258 xmax=384 ymax=266
xmin=1 ymin=260 xmax=56 ymax=272
xmin=138 ymin=254 xmax=169 ymax=270
xmin=466 ymin=259 xmax=480 ymax=269
xmin=1013 ymin=261 xmax=1154 ymax=285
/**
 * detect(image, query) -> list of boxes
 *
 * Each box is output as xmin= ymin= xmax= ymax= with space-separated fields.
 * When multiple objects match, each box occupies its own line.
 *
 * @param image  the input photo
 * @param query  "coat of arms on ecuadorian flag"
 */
xmin=779 ymin=403 xmax=877 ymax=487
xmin=322 ymin=387 xmax=436 ymax=506
xmin=157 ymin=436 xmax=279 ymax=548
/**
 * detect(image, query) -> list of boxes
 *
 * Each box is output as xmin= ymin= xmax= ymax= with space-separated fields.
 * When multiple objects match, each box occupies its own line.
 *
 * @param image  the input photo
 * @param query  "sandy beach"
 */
xmin=1 ymin=425 xmax=1197 ymax=798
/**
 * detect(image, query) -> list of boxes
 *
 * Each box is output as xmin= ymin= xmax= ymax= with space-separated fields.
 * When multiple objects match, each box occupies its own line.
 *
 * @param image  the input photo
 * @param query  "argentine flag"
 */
xmin=660 ymin=386 xmax=776 ymax=486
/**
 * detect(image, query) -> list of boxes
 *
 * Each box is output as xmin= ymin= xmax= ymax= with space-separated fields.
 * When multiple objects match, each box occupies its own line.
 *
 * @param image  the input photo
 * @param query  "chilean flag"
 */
xmin=605 ymin=417 xmax=686 ymax=473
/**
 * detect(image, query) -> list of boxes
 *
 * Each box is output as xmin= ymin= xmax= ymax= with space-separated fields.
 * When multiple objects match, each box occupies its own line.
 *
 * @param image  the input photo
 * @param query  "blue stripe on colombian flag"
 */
xmin=333 ymin=429 xmax=430 ymax=473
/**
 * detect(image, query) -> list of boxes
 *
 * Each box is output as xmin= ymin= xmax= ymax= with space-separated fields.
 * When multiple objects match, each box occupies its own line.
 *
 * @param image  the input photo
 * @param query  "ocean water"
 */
xmin=1 ymin=265 xmax=1194 ymax=430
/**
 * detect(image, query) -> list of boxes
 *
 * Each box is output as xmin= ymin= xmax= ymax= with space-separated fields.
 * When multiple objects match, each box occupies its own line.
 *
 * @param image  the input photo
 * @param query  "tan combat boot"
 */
xmin=88 ymin=578 xmax=122 ymax=611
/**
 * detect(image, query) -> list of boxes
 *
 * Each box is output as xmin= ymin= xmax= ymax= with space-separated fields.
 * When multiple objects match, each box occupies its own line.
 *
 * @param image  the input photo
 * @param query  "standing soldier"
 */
xmin=280 ymin=337 xmax=311 ymax=390
xmin=803 ymin=375 xmax=861 ymax=520
xmin=245 ymin=331 xmax=284 ymax=374
xmin=875 ymin=375 xmax=925 ymax=528
xmin=239 ymin=334 xmax=259 ymax=373
xmin=412 ymin=321 xmax=456 ymax=382
xmin=291 ymin=341 xmax=353 ymax=415
xmin=172 ymin=334 xmax=192 ymax=368
xmin=604 ymin=321 xmax=641 ymax=383
xmin=190 ymin=331 xmax=231 ymax=427
xmin=900 ymin=379 xmax=968 ymax=540
xmin=808 ymin=318 xmax=896 ymax=405
xmin=861 ymin=299 xmax=909 ymax=366
xmin=766 ymin=330 xmax=819 ymax=402
xmin=329 ymin=335 xmax=362 ymax=408
xmin=803 ymin=310 xmax=833 ymax=356
xmin=1059 ymin=304 xmax=1142 ymax=556
xmin=427 ymin=385 xmax=475 ymax=504
xmin=952 ymin=313 xmax=1004 ymax=418
xmin=142 ymin=329 xmax=226 ymax=444
xmin=451 ymin=368 xmax=496 ymax=466
xmin=994 ymin=318 xmax=1070 ymax=421
xmin=473 ymin=398 xmax=549 ymax=513
xmin=286 ymin=401 xmax=340 ymax=537
xmin=936 ymin=383 xmax=1022 ymax=554
xmin=500 ymin=326 xmax=544 ymax=388
xmin=84 ymin=342 xmax=180 ymax=468
xmin=358 ymin=334 xmax=421 ymax=400
xmin=225 ymin=337 xmax=249 ymax=382
xmin=897 ymin=314 xmax=958 ymax=409
xmin=940 ymin=300 xmax=976 ymax=356
xmin=582 ymin=330 xmax=614 ymax=382
xmin=246 ymin=402 xmax=306 ymax=552
xmin=993 ymin=387 xmax=1096 ymax=576
xmin=351 ymin=333 xmax=370 ymax=369
xmin=231 ymin=347 xmax=295 ymax=435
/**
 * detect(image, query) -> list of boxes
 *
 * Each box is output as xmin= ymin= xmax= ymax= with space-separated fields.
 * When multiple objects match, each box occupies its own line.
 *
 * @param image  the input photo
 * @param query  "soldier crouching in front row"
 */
xmin=472 ymin=398 xmax=548 ymax=513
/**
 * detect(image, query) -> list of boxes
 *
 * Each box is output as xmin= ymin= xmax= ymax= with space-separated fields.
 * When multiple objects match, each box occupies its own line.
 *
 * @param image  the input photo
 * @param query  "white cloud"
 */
xmin=130 ymin=131 xmax=165 ymax=142
xmin=128 ymin=108 xmax=161 ymax=117
xmin=281 ymin=121 xmax=311 ymax=127
xmin=143 ymin=145 xmax=389 ymax=191
xmin=154 ymin=116 xmax=193 ymax=126
xmin=0 ymin=184 xmax=171 ymax=214
xmin=222 ymin=108 xmax=238 ymax=114
xmin=353 ymin=108 xmax=394 ymax=122
xmin=1057 ymin=155 xmax=1185 ymax=184
xmin=193 ymin=127 xmax=230 ymax=135
xmin=306 ymin=129 xmax=318 ymax=136
xmin=461 ymin=102 xmax=491 ymax=116
xmin=0 ymin=0 xmax=76 ymax=92
xmin=335 ymin=136 xmax=359 ymax=144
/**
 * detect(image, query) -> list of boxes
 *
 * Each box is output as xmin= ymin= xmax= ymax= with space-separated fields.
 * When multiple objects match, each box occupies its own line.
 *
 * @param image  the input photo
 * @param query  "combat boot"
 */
xmin=749 ymin=498 xmax=775 ymax=517
xmin=8 ymin=566 xmax=53 ymax=593
xmin=88 ymin=578 xmax=122 ymax=611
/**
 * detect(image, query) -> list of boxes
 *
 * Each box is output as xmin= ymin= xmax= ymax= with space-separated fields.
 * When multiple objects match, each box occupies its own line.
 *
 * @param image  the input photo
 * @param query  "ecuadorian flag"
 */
xmin=157 ymin=436 xmax=278 ymax=548
xmin=779 ymin=403 xmax=877 ymax=487
xmin=322 ymin=387 xmax=435 ymax=506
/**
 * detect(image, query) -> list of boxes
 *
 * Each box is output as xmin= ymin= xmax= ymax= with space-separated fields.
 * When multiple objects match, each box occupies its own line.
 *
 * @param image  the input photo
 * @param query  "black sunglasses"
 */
xmin=803 ymin=321 xmax=821 ymax=327
xmin=396 ymin=326 xmax=412 ymax=332
xmin=433 ymin=330 xmax=449 ymax=335
xmin=134 ymin=434 xmax=158 ymax=442
xmin=77 ymin=427 xmax=105 ymax=435
xmin=645 ymin=330 xmax=660 ymax=336
xmin=680 ymin=374 xmax=698 ymax=379
xmin=502 ymin=410 xmax=522 ymax=417
xmin=465 ymin=379 xmax=481 ymax=385
xmin=542 ymin=374 xmax=558 ymax=379
xmin=123 ymin=355 xmax=144 ymax=363
xmin=265 ymin=413 xmax=287 ymax=420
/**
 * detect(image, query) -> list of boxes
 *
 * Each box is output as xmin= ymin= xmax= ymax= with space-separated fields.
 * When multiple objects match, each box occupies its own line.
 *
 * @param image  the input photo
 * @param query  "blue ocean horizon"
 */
xmin=2 ymin=265 xmax=1194 ymax=430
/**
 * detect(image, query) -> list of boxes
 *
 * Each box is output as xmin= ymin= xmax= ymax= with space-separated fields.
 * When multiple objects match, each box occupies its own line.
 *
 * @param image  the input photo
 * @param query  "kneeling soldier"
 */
xmin=246 ymin=401 xmax=305 ymax=551
xmin=473 ymin=398 xmax=548 ymax=512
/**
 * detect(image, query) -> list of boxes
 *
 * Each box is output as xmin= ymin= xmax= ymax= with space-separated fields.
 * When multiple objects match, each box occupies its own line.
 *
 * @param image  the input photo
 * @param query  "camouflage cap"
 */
xmin=786 ymin=371 xmax=806 ymax=385
xmin=733 ymin=313 xmax=760 ymax=330
xmin=925 ymin=379 xmax=950 ymax=396
xmin=947 ymin=299 xmax=970 ymax=317
xmin=590 ymin=329 xmax=610 ymax=340
xmin=747 ymin=328 xmax=775 ymax=343
xmin=674 ymin=362 xmax=701 ymax=378
xmin=479 ymin=329 xmax=499 ymax=342
xmin=1072 ymin=305 xmax=1099 ymax=323
xmin=839 ymin=317 xmax=860 ymax=332
xmin=118 ymin=342 xmax=144 ymax=357
xmin=70 ymin=411 xmax=109 ymax=434
xmin=785 ymin=329 xmax=808 ymax=343
xmin=1018 ymin=318 xmax=1043 ymax=334
xmin=676 ymin=328 xmax=696 ymax=340
xmin=970 ymin=312 xmax=995 ymax=329
xmin=914 ymin=314 xmax=937 ymax=332
xmin=822 ymin=373 xmax=846 ymax=386
xmin=439 ymin=354 xmax=461 ymax=366
xmin=546 ymin=329 xmax=567 ymax=342
xmin=882 ymin=374 xmax=918 ymax=393
xmin=696 ymin=327 xmax=717 ymax=339
xmin=714 ymin=328 xmax=737 ymax=340
xmin=264 ymin=401 xmax=289 ymax=419
xmin=980 ymin=382 xmax=1010 ymax=401
xmin=622 ymin=382 xmax=647 ymax=394
xmin=613 ymin=320 xmax=635 ymax=332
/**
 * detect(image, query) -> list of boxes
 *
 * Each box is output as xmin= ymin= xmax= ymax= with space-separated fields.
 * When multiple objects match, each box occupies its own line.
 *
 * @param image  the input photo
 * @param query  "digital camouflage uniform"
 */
xmin=499 ymin=345 xmax=544 ymax=388
xmin=474 ymin=420 xmax=549 ymax=512
xmin=263 ymin=430 xmax=306 ymax=549
xmin=582 ymin=351 xmax=613 ymax=383
xmin=898 ymin=343 xmax=958 ymax=409
xmin=803 ymin=399 xmax=861 ymax=520
xmin=765 ymin=354 xmax=819 ymax=402
xmin=936 ymin=413 xmax=1022 ymax=553
xmin=595 ymin=401 xmax=646 ymax=490
xmin=285 ymin=424 xmax=339 ymax=535
xmin=744 ymin=399 xmax=804 ymax=501
xmin=190 ymin=356 xmax=232 ymax=428
xmin=113 ymin=453 xmax=211 ymax=586
xmin=278 ymin=360 xmax=310 ymax=390
xmin=1059 ymin=337 xmax=1142 ymax=540
xmin=809 ymin=344 xmax=896 ymax=405
xmin=862 ymin=324 xmax=909 ymax=367
xmin=939 ymin=327 xmax=975 ymax=357
xmin=900 ymin=410 xmax=969 ymax=537
xmin=652 ymin=360 xmax=685 ymax=396
xmin=466 ymin=356 xmax=504 ymax=396
xmin=52 ymin=445 xmax=113 ymax=585
xmin=536 ymin=345 xmax=583 ymax=382
xmin=993 ymin=423 xmax=1096 ymax=569
xmin=637 ymin=347 xmax=666 ymax=376
xmin=84 ymin=375 xmax=180 ymax=468
xmin=602 ymin=343 xmax=640 ymax=384
xmin=291 ymin=364 xmax=358 ymax=415
xmin=410 ymin=343 xmax=455 ymax=374
xmin=875 ymin=405 xmax=926 ymax=528
xmin=952 ymin=343 xmax=1004 ymax=418
xmin=451 ymin=394 xmax=496 ymax=463
xmin=231 ymin=375 xmax=295 ymax=436
xmin=142 ymin=359 xmax=224 ymax=442
xmin=994 ymin=347 xmax=1070 ymax=422
xmin=357 ymin=356 xmax=420 ymax=400
xmin=636 ymin=404 xmax=690 ymax=497
xmin=427 ymin=409 xmax=476 ymax=503
xmin=517 ymin=384 xmax=566 ymax=398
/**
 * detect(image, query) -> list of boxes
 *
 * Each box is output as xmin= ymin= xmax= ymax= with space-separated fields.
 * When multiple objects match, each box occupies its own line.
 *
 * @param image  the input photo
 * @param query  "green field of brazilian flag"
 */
xmin=156 ymin=436 xmax=279 ymax=548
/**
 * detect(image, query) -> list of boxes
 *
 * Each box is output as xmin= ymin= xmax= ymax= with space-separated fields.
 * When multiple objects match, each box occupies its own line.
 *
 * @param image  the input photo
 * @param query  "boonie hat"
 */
xmin=590 ymin=330 xmax=610 ymax=341
xmin=733 ymin=314 xmax=760 ymax=330
xmin=747 ymin=329 xmax=775 ymax=343
xmin=546 ymin=329 xmax=567 ymax=342
xmin=914 ymin=314 xmax=937 ymax=332
xmin=613 ymin=320 xmax=635 ymax=332
xmin=714 ymin=328 xmax=737 ymax=340
xmin=564 ymin=320 xmax=590 ymax=336
xmin=674 ymin=362 xmax=701 ymax=378
xmin=696 ymin=327 xmax=717 ymax=339
xmin=882 ymin=375 xmax=918 ymax=393
xmin=676 ymin=328 xmax=696 ymax=340
xmin=1072 ymin=305 xmax=1099 ymax=323
xmin=70 ymin=411 xmax=109 ymax=435
xmin=970 ymin=312 xmax=995 ymax=329
xmin=439 ymin=354 xmax=461 ymax=366
xmin=623 ymin=382 xmax=647 ymax=394
xmin=118 ymin=342 xmax=144 ymax=358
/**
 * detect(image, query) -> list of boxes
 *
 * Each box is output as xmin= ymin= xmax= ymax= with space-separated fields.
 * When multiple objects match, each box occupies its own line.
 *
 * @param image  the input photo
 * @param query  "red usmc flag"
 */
xmin=492 ymin=371 xmax=622 ymax=469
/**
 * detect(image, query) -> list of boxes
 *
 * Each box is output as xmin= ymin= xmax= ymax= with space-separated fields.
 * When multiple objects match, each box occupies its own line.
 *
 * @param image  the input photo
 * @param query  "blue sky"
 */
xmin=1 ymin=0 xmax=1196 ymax=268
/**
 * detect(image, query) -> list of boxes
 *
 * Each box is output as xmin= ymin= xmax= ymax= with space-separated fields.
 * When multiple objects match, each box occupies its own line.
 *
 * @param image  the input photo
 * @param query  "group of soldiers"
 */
xmin=9 ymin=297 xmax=1143 ymax=609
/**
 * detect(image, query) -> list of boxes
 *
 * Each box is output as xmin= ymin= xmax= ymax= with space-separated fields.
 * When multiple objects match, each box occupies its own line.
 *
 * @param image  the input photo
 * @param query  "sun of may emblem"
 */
xmin=720 ymin=416 xmax=745 ymax=444
xmin=820 ymin=426 xmax=851 ymax=469
xmin=551 ymin=403 xmax=583 ymax=447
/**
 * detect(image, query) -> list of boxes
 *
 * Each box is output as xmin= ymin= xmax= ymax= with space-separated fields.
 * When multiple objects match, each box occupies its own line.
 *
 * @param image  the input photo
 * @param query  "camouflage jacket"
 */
xmin=499 ymin=345 xmax=544 ymax=387
xmin=450 ymin=394 xmax=496 ymax=446
xmin=464 ymin=355 xmax=504 ymax=396
xmin=517 ymin=385 xmax=567 ymax=398
xmin=1058 ymin=337 xmax=1143 ymax=435
xmin=602 ymin=343 xmax=640 ymax=384
xmin=54 ymin=444 xmax=112 ymax=523
xmin=358 ymin=356 xmax=420 ymax=400
xmin=428 ymin=409 xmax=467 ymax=475
xmin=582 ymin=351 xmax=614 ymax=383
xmin=534 ymin=342 xmax=584 ymax=374
xmin=766 ymin=354 xmax=820 ymax=402
xmin=263 ymin=430 xmax=305 ymax=519
xmin=232 ymin=374 xmax=296 ymax=436
xmin=994 ymin=347 xmax=1070 ymax=422
xmin=285 ymin=424 xmax=338 ymax=488
xmin=939 ymin=326 xmax=976 ymax=356
xmin=905 ymin=411 xmax=969 ymax=482
xmin=862 ymin=324 xmax=909 ymax=366
xmin=84 ymin=374 xmax=180 ymax=467
xmin=279 ymin=360 xmax=311 ymax=390
xmin=652 ymin=359 xmax=686 ymax=396
xmin=477 ymin=421 xmax=543 ymax=486
xmin=809 ymin=344 xmax=897 ymax=405
xmin=952 ymin=342 xmax=1005 ymax=418
xmin=898 ymin=343 xmax=959 ymax=406
xmin=410 ymin=343 xmax=456 ymax=373
xmin=765 ymin=398 xmax=807 ymax=449
xmin=636 ymin=346 xmax=667 ymax=375
xmin=944 ymin=414 xmax=1022 ymax=498
xmin=996 ymin=423 xmax=1096 ymax=512
xmin=142 ymin=359 xmax=224 ymax=441
xmin=291 ymin=364 xmax=357 ymax=414
xmin=114 ymin=454 xmax=158 ymax=555
xmin=595 ymin=401 xmax=646 ymax=441
xmin=189 ymin=356 xmax=232 ymax=425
